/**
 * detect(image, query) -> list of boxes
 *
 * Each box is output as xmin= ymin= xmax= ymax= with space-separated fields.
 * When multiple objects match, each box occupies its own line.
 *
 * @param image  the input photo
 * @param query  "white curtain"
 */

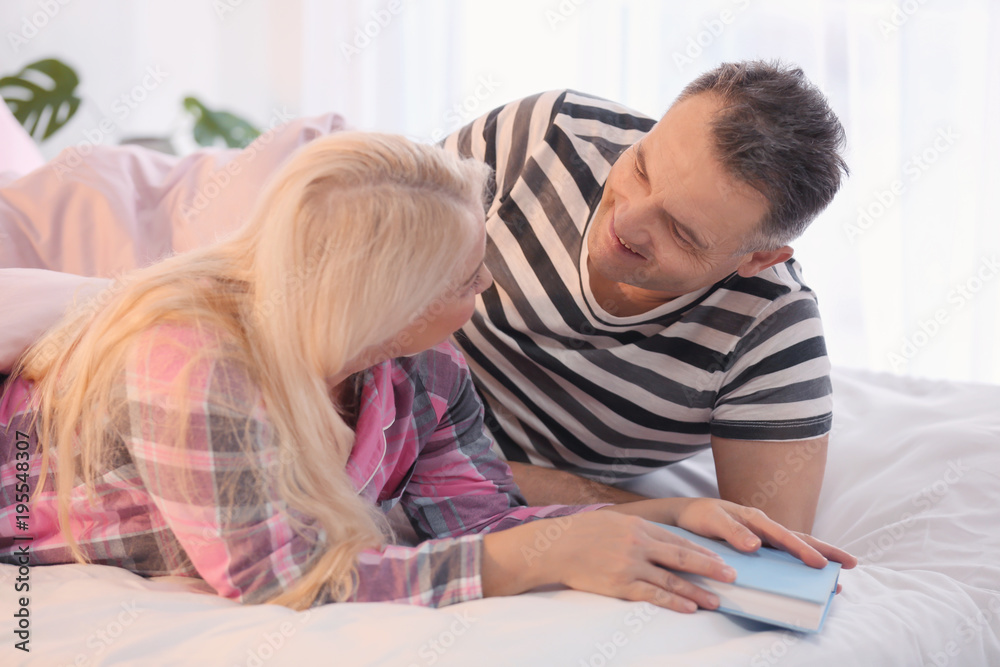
xmin=2 ymin=0 xmax=998 ymax=383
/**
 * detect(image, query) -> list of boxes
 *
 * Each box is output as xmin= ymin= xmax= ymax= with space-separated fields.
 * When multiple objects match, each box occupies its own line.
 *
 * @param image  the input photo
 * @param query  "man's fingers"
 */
xmin=644 ymin=522 xmax=725 ymax=562
xmin=720 ymin=514 xmax=764 ymax=551
xmin=721 ymin=508 xmax=829 ymax=569
xmin=797 ymin=533 xmax=859 ymax=569
xmin=684 ymin=506 xmax=765 ymax=552
xmin=718 ymin=506 xmax=857 ymax=569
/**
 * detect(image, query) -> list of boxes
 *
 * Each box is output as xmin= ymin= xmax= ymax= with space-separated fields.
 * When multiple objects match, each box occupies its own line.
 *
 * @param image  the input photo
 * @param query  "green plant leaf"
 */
xmin=183 ymin=96 xmax=261 ymax=149
xmin=0 ymin=58 xmax=81 ymax=141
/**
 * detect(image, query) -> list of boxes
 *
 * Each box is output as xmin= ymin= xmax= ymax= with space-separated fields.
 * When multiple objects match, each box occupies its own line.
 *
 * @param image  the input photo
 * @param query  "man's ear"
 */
xmin=736 ymin=246 xmax=794 ymax=278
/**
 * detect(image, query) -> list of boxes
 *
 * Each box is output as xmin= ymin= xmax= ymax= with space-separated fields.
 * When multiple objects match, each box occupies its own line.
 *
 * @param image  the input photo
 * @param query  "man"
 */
xmin=441 ymin=60 xmax=848 ymax=533
xmin=0 ymin=60 xmax=844 ymax=534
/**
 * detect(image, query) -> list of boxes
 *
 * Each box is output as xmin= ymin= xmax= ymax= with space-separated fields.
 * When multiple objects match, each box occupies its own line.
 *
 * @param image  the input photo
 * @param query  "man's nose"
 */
xmin=614 ymin=195 xmax=656 ymax=243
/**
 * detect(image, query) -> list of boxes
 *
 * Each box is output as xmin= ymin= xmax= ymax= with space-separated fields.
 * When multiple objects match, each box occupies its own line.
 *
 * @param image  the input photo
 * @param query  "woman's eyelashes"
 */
xmin=455 ymin=270 xmax=482 ymax=297
xmin=465 ymin=272 xmax=485 ymax=295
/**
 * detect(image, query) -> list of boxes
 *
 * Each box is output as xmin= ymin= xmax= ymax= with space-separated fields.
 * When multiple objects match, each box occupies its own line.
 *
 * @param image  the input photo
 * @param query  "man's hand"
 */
xmin=669 ymin=497 xmax=856 ymax=569
xmin=506 ymin=460 xmax=647 ymax=505
xmin=712 ymin=435 xmax=828 ymax=534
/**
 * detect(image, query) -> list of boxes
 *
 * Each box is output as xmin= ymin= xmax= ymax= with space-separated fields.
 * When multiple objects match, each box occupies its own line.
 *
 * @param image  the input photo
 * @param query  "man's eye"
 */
xmin=670 ymin=223 xmax=693 ymax=249
xmin=632 ymin=157 xmax=645 ymax=180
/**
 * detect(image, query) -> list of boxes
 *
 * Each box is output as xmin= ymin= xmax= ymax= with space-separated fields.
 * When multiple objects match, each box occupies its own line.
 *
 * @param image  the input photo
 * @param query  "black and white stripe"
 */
xmin=444 ymin=91 xmax=832 ymax=481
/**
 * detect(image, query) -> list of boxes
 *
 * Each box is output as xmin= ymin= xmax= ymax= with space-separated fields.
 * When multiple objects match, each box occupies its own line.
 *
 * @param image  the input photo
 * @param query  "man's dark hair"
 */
xmin=677 ymin=60 xmax=849 ymax=252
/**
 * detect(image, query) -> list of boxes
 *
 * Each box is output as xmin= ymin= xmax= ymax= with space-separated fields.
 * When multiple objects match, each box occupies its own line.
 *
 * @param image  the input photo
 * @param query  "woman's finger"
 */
xmin=622 ymin=580 xmax=700 ymax=613
xmin=640 ymin=563 xmax=723 ymax=610
xmin=644 ymin=539 xmax=738 ymax=586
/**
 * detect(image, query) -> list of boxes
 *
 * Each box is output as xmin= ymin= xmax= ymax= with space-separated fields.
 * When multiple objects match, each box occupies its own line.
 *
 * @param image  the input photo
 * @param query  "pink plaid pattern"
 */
xmin=1 ymin=322 xmax=601 ymax=607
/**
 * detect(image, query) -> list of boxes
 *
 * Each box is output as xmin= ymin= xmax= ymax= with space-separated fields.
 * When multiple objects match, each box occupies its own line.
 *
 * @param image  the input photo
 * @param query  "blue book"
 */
xmin=654 ymin=524 xmax=842 ymax=633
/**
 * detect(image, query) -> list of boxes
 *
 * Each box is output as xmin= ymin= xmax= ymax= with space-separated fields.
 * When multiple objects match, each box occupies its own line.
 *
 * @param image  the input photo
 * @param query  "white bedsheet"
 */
xmin=2 ymin=367 xmax=998 ymax=666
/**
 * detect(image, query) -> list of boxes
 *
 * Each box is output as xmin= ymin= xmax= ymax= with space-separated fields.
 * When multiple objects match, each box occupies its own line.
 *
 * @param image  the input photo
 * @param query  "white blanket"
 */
xmin=3 ymin=367 xmax=998 ymax=666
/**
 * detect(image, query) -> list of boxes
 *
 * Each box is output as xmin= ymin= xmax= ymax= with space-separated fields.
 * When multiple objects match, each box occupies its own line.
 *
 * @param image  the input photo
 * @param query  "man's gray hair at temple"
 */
xmin=678 ymin=59 xmax=850 ymax=253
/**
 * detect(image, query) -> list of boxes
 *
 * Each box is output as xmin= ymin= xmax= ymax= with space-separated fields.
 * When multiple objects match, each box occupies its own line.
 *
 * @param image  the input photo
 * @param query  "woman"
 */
xmin=0 ymin=132 xmax=854 ymax=612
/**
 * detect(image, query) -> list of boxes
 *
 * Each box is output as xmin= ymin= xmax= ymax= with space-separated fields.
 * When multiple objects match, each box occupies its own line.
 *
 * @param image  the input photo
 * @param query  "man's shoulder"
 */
xmin=686 ymin=258 xmax=823 ymax=346
xmin=715 ymin=258 xmax=818 ymax=310
xmin=556 ymin=90 xmax=656 ymax=127
xmin=490 ymin=89 xmax=655 ymax=139
xmin=509 ymin=90 xmax=656 ymax=143
xmin=482 ymin=91 xmax=656 ymax=200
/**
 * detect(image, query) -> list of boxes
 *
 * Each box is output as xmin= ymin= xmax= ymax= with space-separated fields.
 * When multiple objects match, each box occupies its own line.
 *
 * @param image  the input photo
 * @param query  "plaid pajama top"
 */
xmin=0 ymin=322 xmax=600 ymax=607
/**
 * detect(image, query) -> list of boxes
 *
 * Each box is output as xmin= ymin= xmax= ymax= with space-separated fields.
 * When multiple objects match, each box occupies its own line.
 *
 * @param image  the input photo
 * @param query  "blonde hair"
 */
xmin=15 ymin=132 xmax=491 ymax=609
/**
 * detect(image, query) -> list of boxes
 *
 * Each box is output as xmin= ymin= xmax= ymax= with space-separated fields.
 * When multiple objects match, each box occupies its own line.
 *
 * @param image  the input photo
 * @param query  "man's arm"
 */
xmin=712 ymin=434 xmax=828 ymax=534
xmin=506 ymin=461 xmax=647 ymax=505
xmin=507 ymin=434 xmax=828 ymax=535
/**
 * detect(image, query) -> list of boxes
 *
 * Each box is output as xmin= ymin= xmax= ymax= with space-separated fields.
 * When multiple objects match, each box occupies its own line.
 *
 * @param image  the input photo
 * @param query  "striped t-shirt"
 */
xmin=443 ymin=90 xmax=832 ymax=482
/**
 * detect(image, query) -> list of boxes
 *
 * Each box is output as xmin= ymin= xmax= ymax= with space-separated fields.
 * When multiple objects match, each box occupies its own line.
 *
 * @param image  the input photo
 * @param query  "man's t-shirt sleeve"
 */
xmin=710 ymin=278 xmax=833 ymax=442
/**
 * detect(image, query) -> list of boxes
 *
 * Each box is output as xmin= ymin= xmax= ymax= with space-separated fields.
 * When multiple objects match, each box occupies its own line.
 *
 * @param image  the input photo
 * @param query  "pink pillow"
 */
xmin=0 ymin=97 xmax=45 ymax=182
xmin=0 ymin=269 xmax=109 ymax=373
xmin=0 ymin=112 xmax=348 ymax=275
xmin=0 ymin=112 xmax=348 ymax=372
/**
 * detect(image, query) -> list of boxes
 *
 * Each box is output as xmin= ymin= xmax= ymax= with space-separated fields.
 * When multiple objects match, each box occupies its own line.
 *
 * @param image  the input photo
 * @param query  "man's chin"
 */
xmin=591 ymin=253 xmax=646 ymax=288
xmin=594 ymin=262 xmax=686 ymax=300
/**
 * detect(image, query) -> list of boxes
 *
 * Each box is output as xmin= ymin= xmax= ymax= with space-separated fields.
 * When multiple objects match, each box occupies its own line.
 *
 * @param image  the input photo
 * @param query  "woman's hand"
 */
xmin=482 ymin=511 xmax=741 ymax=613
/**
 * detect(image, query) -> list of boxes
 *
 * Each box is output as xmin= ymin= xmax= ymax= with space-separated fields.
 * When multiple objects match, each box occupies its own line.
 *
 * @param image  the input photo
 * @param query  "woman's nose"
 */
xmin=477 ymin=265 xmax=494 ymax=294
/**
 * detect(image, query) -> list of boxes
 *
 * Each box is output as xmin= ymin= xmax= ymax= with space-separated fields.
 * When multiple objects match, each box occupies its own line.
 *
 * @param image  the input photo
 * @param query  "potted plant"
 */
xmin=1 ymin=57 xmax=262 ymax=154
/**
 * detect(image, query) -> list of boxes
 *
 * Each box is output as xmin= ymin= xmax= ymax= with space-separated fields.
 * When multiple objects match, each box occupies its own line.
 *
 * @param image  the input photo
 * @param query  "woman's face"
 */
xmin=394 ymin=202 xmax=492 ymax=356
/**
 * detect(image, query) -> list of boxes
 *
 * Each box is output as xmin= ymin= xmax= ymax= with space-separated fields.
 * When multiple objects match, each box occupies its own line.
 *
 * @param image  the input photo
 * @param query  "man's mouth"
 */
xmin=617 ymin=235 xmax=641 ymax=255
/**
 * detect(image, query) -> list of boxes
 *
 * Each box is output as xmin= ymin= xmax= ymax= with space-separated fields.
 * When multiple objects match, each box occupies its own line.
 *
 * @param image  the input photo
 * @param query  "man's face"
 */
xmin=586 ymin=92 xmax=774 ymax=306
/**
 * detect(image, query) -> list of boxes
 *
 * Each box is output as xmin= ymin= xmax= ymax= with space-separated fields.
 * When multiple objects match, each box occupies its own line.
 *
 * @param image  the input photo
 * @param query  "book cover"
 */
xmin=654 ymin=523 xmax=842 ymax=633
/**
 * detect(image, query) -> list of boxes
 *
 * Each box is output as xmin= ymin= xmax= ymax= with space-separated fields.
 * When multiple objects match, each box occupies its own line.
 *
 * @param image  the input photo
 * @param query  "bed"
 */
xmin=1 ymin=110 xmax=998 ymax=667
